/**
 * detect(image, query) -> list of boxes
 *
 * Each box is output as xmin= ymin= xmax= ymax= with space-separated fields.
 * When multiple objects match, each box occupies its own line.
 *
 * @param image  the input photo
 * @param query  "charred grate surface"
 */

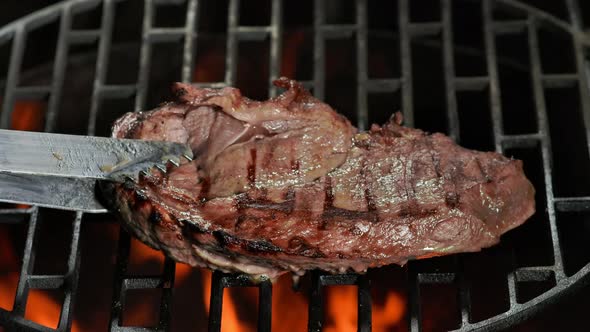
xmin=0 ymin=0 xmax=590 ymax=331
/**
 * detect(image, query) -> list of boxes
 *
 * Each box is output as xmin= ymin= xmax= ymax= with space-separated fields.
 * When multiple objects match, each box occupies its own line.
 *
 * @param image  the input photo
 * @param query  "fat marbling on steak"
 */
xmin=101 ymin=77 xmax=535 ymax=280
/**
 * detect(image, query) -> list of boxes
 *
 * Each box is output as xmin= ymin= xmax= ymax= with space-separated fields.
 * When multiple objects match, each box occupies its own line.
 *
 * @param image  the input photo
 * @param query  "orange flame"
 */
xmin=0 ymin=273 xmax=18 ymax=313
xmin=324 ymin=285 xmax=405 ymax=332
xmin=24 ymin=290 xmax=80 ymax=331
xmin=0 ymin=229 xmax=19 ymax=311
xmin=0 ymin=229 xmax=81 ymax=331
xmin=373 ymin=290 xmax=406 ymax=331
xmin=129 ymin=238 xmax=192 ymax=282
xmin=271 ymin=275 xmax=308 ymax=331
xmin=201 ymin=270 xmax=254 ymax=332
xmin=324 ymin=286 xmax=358 ymax=332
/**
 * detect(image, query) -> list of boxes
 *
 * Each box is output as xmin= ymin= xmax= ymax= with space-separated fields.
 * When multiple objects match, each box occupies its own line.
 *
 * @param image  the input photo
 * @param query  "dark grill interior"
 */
xmin=1 ymin=0 xmax=590 ymax=331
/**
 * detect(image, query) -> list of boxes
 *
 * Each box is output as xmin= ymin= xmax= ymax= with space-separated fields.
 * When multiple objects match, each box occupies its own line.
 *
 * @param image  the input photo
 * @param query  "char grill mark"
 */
xmin=324 ymin=176 xmax=334 ymax=209
xmin=238 ymin=196 xmax=293 ymax=213
xmin=445 ymin=192 xmax=460 ymax=209
xmin=214 ymin=230 xmax=283 ymax=254
xmin=104 ymin=78 xmax=536 ymax=279
xmin=359 ymin=155 xmax=379 ymax=223
xmin=321 ymin=207 xmax=378 ymax=220
xmin=320 ymin=176 xmax=334 ymax=229
xmin=199 ymin=177 xmax=211 ymax=201
xmin=288 ymin=236 xmax=325 ymax=258
xmin=248 ymin=148 xmax=257 ymax=187
xmin=397 ymin=200 xmax=438 ymax=219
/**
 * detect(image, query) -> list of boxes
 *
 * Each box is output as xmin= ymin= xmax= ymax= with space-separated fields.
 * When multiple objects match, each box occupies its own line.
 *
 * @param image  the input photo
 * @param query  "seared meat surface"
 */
xmin=102 ymin=78 xmax=535 ymax=280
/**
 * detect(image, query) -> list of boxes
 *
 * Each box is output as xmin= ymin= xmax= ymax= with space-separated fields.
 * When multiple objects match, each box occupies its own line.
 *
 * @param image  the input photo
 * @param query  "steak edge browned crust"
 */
xmin=101 ymin=78 xmax=535 ymax=280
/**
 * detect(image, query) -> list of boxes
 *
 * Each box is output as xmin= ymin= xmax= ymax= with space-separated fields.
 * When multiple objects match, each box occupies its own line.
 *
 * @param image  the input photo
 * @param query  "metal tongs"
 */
xmin=0 ymin=129 xmax=193 ymax=213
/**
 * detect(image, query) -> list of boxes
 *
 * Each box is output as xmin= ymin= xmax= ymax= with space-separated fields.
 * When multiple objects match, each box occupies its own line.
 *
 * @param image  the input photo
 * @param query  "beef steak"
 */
xmin=101 ymin=78 xmax=535 ymax=280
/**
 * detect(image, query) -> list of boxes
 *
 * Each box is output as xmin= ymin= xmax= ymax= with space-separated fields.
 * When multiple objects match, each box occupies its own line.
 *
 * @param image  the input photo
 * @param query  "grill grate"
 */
xmin=1 ymin=0 xmax=590 ymax=331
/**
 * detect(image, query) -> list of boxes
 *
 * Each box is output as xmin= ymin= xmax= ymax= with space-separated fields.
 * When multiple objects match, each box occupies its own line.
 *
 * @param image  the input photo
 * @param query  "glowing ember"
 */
xmin=0 ymin=229 xmax=19 ymax=311
xmin=281 ymin=31 xmax=305 ymax=78
xmin=10 ymin=100 xmax=45 ymax=131
xmin=0 ymin=274 xmax=18 ymax=312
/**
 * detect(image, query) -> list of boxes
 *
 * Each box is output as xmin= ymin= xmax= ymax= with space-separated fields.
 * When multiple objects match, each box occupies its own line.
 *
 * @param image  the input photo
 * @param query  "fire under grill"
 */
xmin=1 ymin=0 xmax=590 ymax=331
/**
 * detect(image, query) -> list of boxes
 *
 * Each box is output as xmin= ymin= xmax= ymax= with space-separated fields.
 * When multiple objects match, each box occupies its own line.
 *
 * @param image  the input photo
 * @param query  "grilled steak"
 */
xmin=102 ymin=78 xmax=535 ymax=280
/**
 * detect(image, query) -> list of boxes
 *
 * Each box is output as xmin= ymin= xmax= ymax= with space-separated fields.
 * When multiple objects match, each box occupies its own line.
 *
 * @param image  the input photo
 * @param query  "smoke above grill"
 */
xmin=1 ymin=0 xmax=590 ymax=331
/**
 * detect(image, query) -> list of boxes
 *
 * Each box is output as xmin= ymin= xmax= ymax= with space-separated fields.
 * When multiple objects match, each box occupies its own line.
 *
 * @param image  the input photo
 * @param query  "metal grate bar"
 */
xmin=398 ymin=0 xmax=414 ymax=127
xmin=234 ymin=26 xmax=271 ymax=34
xmin=565 ymin=0 xmax=590 ymax=160
xmin=501 ymin=133 xmax=542 ymax=149
xmin=0 ymin=25 xmax=26 ymax=129
xmin=268 ymin=0 xmax=282 ymax=97
xmin=0 ymin=208 xmax=33 ymax=216
xmin=193 ymin=81 xmax=227 ymax=89
xmin=57 ymin=211 xmax=83 ymax=331
xmin=207 ymin=273 xmax=225 ymax=332
xmin=148 ymin=29 xmax=185 ymax=42
xmin=110 ymin=232 xmax=176 ymax=332
xmin=68 ymin=30 xmax=101 ymax=44
xmin=208 ymin=272 xmax=272 ymax=332
xmin=526 ymin=16 xmax=565 ymax=281
xmin=356 ymin=0 xmax=368 ymax=130
xmin=258 ymin=279 xmax=272 ymax=332
xmin=0 ymin=312 xmax=54 ymax=332
xmin=554 ymin=196 xmax=590 ymax=212
xmin=44 ymin=4 xmax=73 ymax=132
xmin=88 ymin=0 xmax=116 ymax=135
xmin=454 ymin=76 xmax=489 ymax=91
xmin=482 ymin=0 xmax=504 ymax=152
xmin=27 ymin=275 xmax=65 ymax=289
xmin=320 ymin=24 xmax=357 ymax=34
xmin=482 ymin=0 xmax=520 ymax=311
xmin=357 ymin=275 xmax=371 ymax=332
xmin=492 ymin=20 xmax=527 ymax=34
xmin=407 ymin=266 xmax=422 ymax=332
xmin=98 ymin=84 xmax=137 ymax=98
xmin=321 ymin=26 xmax=356 ymax=40
xmin=506 ymin=271 xmax=518 ymax=308
xmin=506 ymin=251 xmax=518 ymax=308
xmin=307 ymin=272 xmax=371 ymax=332
xmin=441 ymin=0 xmax=459 ymax=141
xmin=11 ymin=209 xmax=39 ymax=317
xmin=456 ymin=259 xmax=471 ymax=326
xmin=110 ymin=231 xmax=132 ymax=331
xmin=515 ymin=267 xmax=555 ymax=282
xmin=181 ymin=0 xmax=198 ymax=83
xmin=123 ymin=277 xmax=171 ymax=290
xmin=313 ymin=0 xmax=325 ymax=100
xmin=541 ymin=73 xmax=578 ymax=88
xmin=365 ymin=78 xmax=401 ymax=93
xmin=224 ymin=0 xmax=239 ymax=86
xmin=441 ymin=3 xmax=468 ymax=324
xmin=408 ymin=22 xmax=443 ymax=37
xmin=13 ymin=86 xmax=51 ymax=99
xmin=233 ymin=30 xmax=268 ymax=41
xmin=417 ymin=272 xmax=456 ymax=284
xmin=134 ymin=0 xmax=154 ymax=112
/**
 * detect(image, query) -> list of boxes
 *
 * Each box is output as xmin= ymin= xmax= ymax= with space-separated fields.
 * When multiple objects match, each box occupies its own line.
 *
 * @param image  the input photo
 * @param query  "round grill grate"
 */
xmin=0 ymin=0 xmax=590 ymax=331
